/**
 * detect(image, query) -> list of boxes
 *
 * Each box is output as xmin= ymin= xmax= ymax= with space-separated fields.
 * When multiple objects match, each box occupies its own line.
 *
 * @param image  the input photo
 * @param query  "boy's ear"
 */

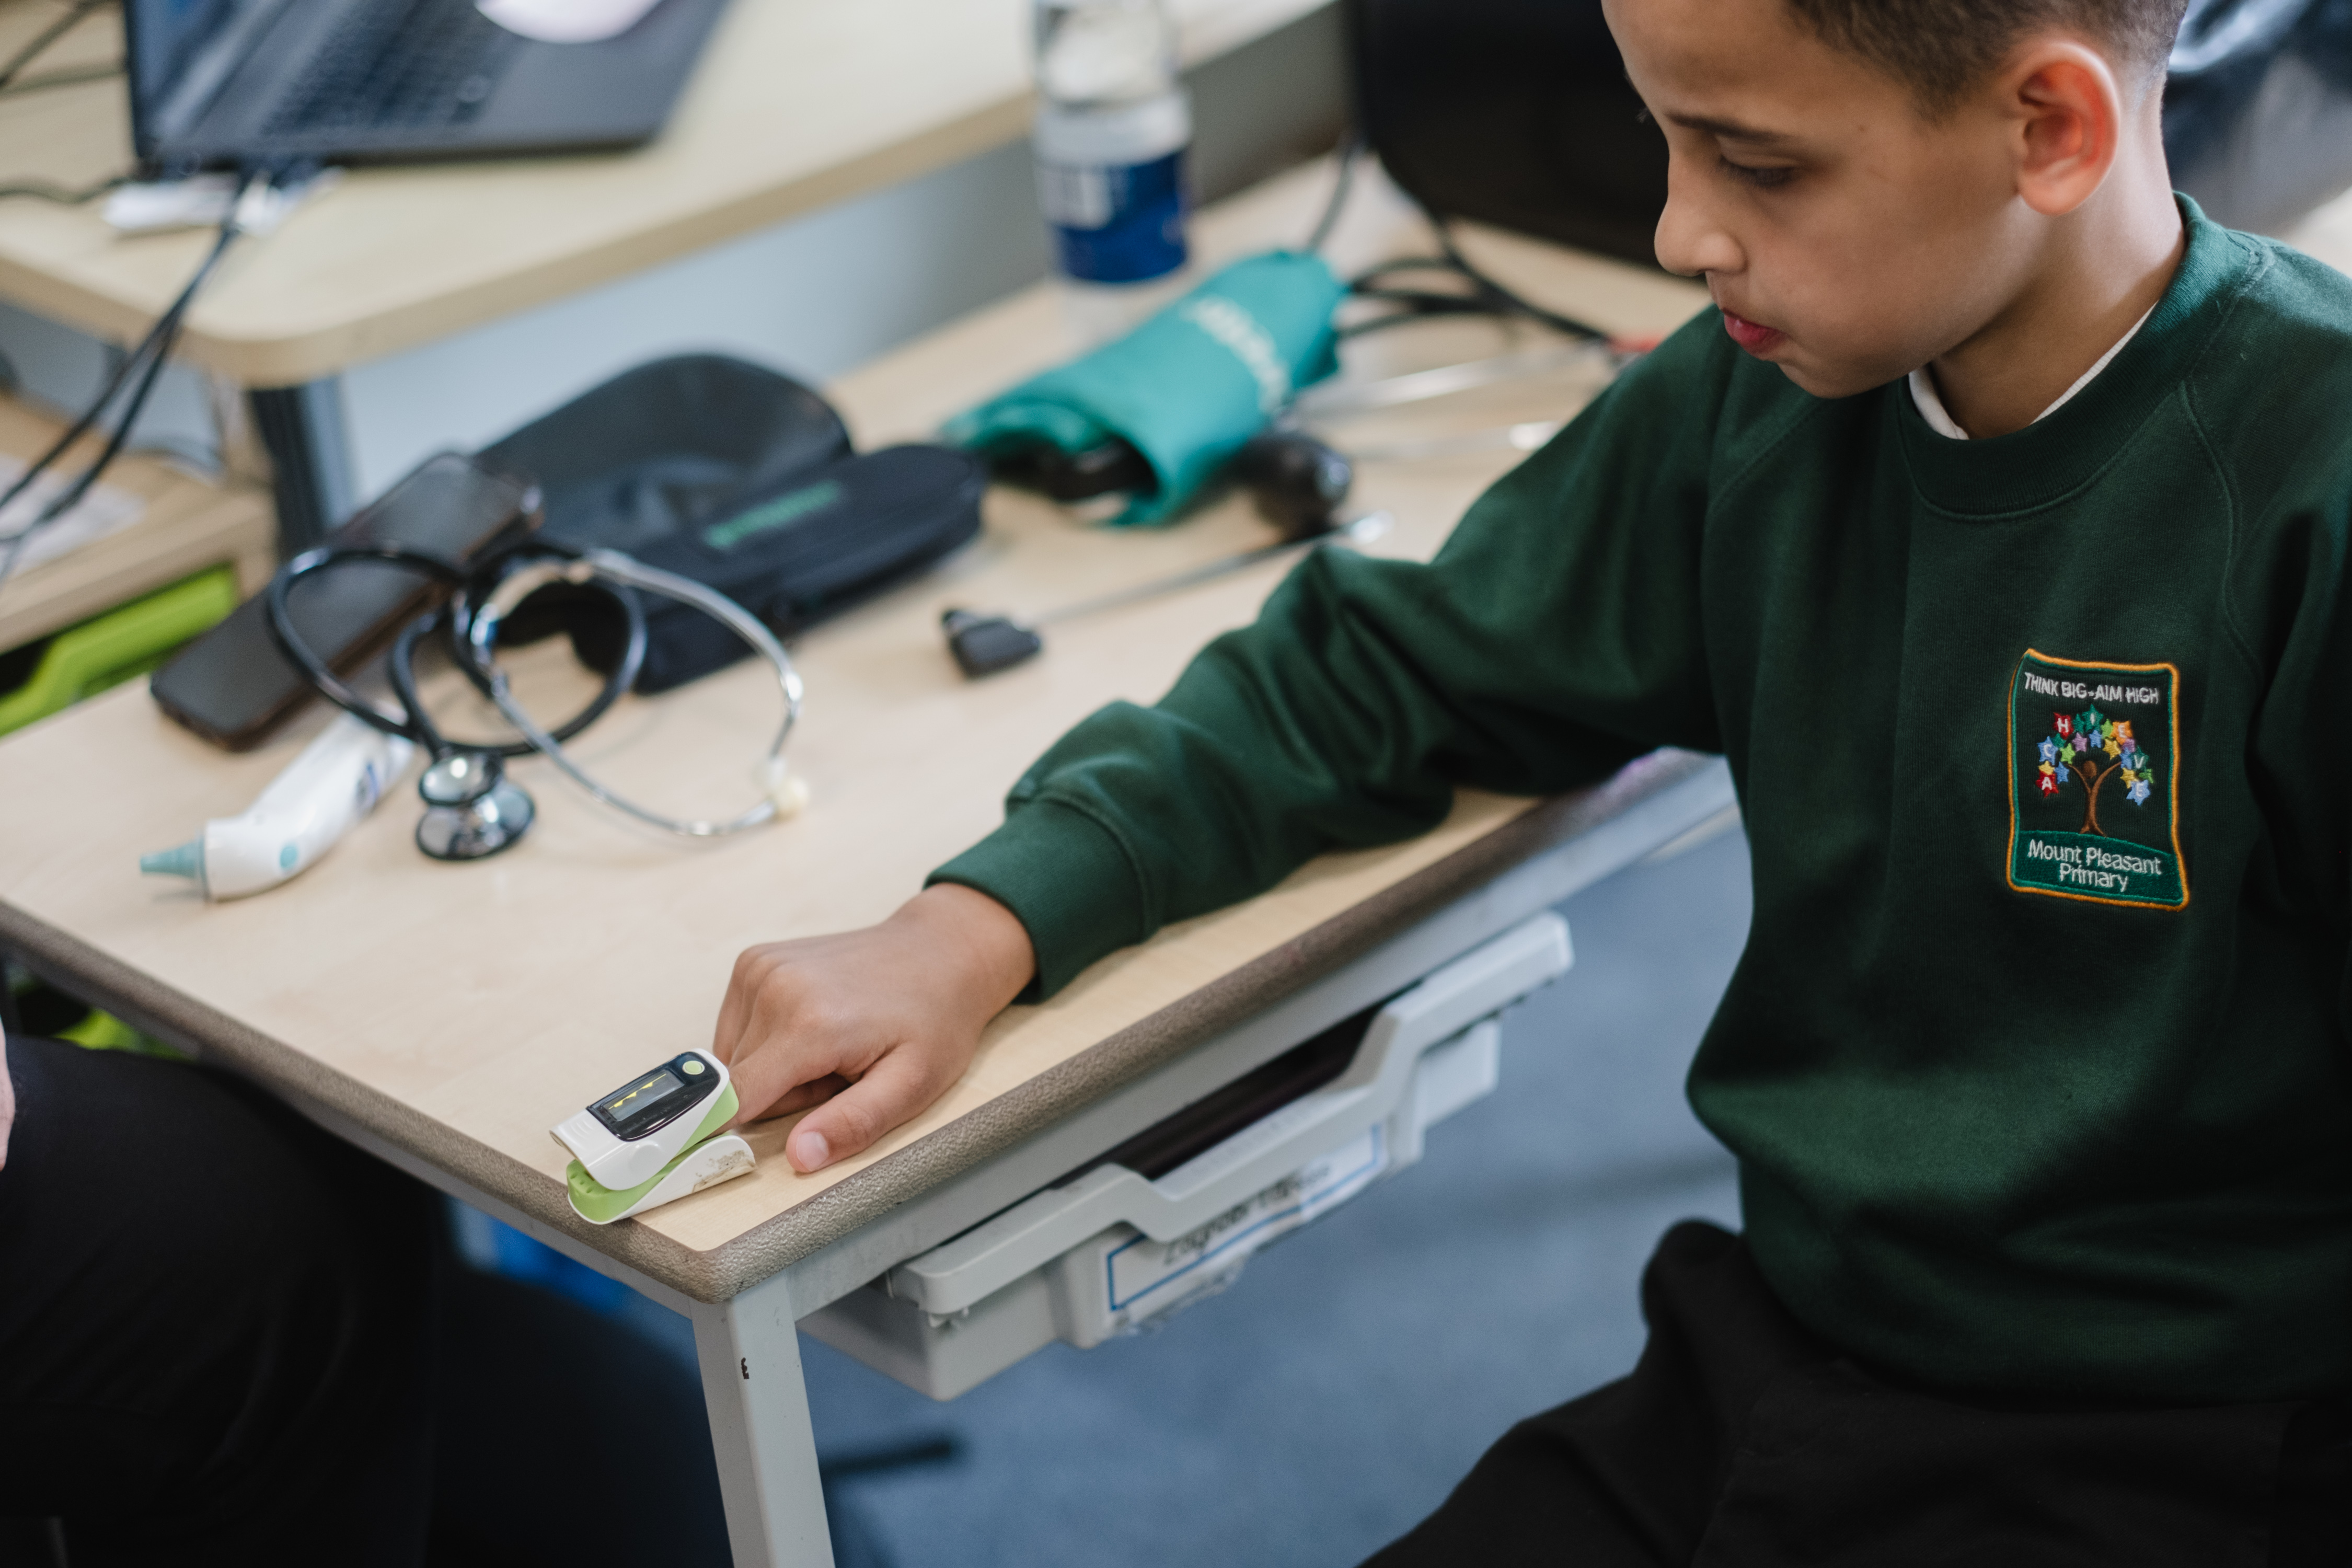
xmin=2003 ymin=40 xmax=2126 ymax=217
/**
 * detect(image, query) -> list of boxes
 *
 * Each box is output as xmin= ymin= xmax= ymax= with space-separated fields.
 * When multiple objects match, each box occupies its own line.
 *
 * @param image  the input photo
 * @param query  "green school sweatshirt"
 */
xmin=932 ymin=200 xmax=2352 ymax=1403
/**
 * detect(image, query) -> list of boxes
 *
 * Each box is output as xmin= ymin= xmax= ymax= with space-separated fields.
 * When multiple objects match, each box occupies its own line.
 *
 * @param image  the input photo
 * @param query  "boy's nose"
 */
xmin=1653 ymin=168 xmax=1745 ymax=280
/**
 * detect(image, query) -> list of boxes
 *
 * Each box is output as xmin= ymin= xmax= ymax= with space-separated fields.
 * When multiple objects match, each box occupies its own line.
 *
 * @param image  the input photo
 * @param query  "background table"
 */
xmin=0 ymin=0 xmax=1335 ymax=547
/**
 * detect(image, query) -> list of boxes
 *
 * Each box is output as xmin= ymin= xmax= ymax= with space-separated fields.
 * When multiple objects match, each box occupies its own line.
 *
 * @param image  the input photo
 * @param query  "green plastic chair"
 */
xmin=0 ymin=566 xmax=239 ymax=739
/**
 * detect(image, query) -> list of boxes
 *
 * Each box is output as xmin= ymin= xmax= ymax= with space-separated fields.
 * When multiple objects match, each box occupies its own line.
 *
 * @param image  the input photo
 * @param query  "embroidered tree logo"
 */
xmin=2035 ymin=706 xmax=2154 ymax=834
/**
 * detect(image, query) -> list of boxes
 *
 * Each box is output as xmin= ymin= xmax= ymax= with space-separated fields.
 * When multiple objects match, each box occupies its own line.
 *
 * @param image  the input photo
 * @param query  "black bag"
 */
xmin=477 ymin=354 xmax=983 ymax=691
xmin=479 ymin=353 xmax=852 ymax=552
xmin=626 ymin=444 xmax=985 ymax=691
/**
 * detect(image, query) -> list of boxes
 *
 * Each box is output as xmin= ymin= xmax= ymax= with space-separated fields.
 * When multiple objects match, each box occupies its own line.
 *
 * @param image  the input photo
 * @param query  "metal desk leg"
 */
xmin=691 ymin=1271 xmax=835 ymax=1568
xmin=246 ymin=379 xmax=358 ymax=554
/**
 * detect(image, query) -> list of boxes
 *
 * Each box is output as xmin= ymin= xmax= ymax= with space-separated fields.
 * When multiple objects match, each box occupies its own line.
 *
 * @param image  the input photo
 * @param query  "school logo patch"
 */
xmin=2005 ymin=651 xmax=2188 ymax=909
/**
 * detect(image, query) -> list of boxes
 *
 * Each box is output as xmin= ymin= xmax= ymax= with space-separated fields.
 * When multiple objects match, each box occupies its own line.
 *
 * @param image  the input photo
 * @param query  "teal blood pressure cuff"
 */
xmin=942 ymin=250 xmax=1347 ymax=525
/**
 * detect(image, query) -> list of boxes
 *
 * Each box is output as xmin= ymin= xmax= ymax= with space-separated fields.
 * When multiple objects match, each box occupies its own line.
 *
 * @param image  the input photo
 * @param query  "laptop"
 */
xmin=123 ymin=0 xmax=730 ymax=172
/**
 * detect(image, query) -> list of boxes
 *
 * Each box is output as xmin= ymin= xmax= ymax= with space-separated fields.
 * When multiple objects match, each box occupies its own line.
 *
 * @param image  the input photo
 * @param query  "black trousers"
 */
xmin=0 ymin=1035 xmax=737 ymax=1568
xmin=0 ymin=1033 xmax=441 ymax=1565
xmin=1369 ymin=1220 xmax=2352 ymax=1568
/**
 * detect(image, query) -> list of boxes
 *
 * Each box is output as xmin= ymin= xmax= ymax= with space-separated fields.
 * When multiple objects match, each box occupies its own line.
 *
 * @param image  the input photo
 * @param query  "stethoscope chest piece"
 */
xmin=414 ymin=748 xmax=535 ymax=862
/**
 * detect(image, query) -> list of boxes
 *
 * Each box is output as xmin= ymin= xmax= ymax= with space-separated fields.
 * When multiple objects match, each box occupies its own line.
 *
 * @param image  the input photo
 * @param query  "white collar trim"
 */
xmin=1906 ymin=304 xmax=2157 ymax=440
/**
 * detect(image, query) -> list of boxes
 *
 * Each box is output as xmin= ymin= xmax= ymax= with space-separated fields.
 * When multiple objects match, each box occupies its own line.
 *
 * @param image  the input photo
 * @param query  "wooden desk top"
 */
xmin=0 ymin=160 xmax=1711 ymax=1300
xmin=0 ymin=0 xmax=1327 ymax=385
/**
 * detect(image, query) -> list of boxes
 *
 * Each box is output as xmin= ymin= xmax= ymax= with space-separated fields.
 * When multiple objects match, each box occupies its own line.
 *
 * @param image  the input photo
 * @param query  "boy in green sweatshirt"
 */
xmin=709 ymin=0 xmax=2352 ymax=1553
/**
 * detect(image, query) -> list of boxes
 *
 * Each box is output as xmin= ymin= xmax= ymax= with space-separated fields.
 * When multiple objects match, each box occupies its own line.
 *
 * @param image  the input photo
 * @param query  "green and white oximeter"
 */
xmin=552 ymin=1050 xmax=756 ymax=1225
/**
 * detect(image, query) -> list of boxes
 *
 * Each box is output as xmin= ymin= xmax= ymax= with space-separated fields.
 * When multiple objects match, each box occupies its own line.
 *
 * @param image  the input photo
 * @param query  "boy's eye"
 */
xmin=1719 ymin=156 xmax=1795 ymax=190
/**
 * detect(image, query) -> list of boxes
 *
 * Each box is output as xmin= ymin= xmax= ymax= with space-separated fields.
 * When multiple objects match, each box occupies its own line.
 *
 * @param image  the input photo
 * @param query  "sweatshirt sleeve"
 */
xmin=932 ymin=308 xmax=1733 ymax=997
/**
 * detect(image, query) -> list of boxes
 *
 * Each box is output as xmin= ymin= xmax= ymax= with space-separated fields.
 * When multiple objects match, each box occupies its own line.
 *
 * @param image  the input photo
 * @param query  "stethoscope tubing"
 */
xmin=466 ymin=550 xmax=803 ymax=839
xmin=265 ymin=541 xmax=802 ymax=843
xmin=264 ymin=542 xmax=647 ymax=758
xmin=264 ymin=544 xmax=466 ymax=743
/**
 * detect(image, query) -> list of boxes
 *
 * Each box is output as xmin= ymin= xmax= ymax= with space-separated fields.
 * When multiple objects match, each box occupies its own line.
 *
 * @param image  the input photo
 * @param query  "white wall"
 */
xmin=340 ymin=136 xmax=1052 ymax=497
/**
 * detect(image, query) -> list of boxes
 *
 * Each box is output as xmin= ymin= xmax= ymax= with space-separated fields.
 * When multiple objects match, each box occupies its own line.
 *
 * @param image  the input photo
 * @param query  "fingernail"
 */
xmin=789 ymin=1128 xmax=831 ymax=1172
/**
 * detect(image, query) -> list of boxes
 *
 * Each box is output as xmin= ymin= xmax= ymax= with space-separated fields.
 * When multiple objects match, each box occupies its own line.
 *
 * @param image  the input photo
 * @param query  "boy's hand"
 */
xmin=712 ymin=884 xmax=1035 ymax=1174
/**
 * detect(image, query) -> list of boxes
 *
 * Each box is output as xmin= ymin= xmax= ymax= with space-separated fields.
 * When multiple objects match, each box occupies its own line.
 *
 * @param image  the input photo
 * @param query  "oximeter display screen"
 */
xmin=590 ymin=1054 xmax=718 ymax=1141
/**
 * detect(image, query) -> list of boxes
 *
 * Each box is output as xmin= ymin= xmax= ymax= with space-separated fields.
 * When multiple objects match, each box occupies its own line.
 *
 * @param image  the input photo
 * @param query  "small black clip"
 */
xmin=941 ymin=609 xmax=1044 ymax=678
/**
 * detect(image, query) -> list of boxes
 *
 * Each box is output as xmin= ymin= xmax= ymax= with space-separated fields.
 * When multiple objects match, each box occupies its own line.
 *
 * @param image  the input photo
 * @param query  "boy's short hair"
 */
xmin=1784 ymin=0 xmax=2189 ymax=113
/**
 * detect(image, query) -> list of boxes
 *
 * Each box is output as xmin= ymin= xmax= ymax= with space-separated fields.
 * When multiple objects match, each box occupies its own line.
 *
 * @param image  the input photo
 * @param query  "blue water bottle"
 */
xmin=1032 ymin=0 xmax=1191 ymax=288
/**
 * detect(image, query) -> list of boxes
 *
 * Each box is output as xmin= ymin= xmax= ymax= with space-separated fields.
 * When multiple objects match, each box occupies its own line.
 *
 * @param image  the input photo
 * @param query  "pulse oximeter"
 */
xmin=551 ymin=1050 xmax=756 ymax=1224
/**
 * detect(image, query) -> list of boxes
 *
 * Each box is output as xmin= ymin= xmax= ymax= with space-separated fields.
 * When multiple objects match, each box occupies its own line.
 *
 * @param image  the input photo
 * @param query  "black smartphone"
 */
xmin=151 ymin=453 xmax=540 ymax=752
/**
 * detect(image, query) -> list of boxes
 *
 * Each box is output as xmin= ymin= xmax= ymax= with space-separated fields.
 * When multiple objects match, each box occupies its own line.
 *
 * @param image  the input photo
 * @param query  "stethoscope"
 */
xmin=266 ymin=543 xmax=804 ymax=862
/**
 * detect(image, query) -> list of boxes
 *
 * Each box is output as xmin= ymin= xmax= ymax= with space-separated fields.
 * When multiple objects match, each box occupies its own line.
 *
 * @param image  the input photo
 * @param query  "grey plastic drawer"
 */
xmin=802 ymin=913 xmax=1572 ymax=1399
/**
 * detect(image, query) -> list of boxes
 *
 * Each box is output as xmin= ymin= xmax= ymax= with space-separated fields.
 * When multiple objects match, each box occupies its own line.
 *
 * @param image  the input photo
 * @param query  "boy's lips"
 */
xmin=1720 ymin=309 xmax=1786 ymax=354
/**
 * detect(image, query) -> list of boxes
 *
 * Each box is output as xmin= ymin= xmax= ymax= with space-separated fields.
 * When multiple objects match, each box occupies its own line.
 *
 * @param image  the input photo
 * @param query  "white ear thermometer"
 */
xmin=552 ymin=1050 xmax=756 ymax=1225
xmin=141 ymin=713 xmax=414 ymax=899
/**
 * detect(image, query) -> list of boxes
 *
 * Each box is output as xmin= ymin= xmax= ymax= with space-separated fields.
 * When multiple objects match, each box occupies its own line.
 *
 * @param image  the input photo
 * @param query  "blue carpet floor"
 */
xmin=497 ymin=823 xmax=1755 ymax=1566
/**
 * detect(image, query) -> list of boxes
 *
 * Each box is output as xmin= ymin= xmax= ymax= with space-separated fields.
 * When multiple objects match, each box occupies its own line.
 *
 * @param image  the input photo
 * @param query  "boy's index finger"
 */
xmin=786 ymin=1049 xmax=943 ymax=1173
xmin=710 ymin=972 xmax=751 ymax=1066
xmin=722 ymin=978 xmax=879 ymax=1127
xmin=721 ymin=1019 xmax=826 ymax=1127
xmin=710 ymin=942 xmax=785 ymax=1066
xmin=741 ymin=1074 xmax=849 ymax=1125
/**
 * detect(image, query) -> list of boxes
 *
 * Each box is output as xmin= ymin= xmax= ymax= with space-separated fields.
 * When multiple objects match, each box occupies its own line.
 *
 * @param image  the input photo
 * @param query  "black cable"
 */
xmin=1337 ymin=298 xmax=1495 ymax=339
xmin=1427 ymin=216 xmax=1610 ymax=338
xmin=1303 ymin=130 xmax=1363 ymax=255
xmin=0 ymin=1 xmax=129 ymax=205
xmin=0 ymin=321 xmax=181 ymax=583
xmin=0 ymin=176 xmax=253 ymax=589
xmin=0 ymin=61 xmax=120 ymax=95
xmin=1299 ymin=130 xmax=1606 ymax=340
xmin=0 ymin=174 xmax=124 ymax=203
xmin=0 ymin=264 xmax=209 ymax=530
xmin=0 ymin=218 xmax=226 ymax=521
xmin=0 ymin=341 xmax=158 ymax=555
xmin=0 ymin=0 xmax=108 ymax=95
xmin=1342 ymin=203 xmax=1612 ymax=343
xmin=1339 ymin=258 xmax=1512 ymax=337
xmin=268 ymin=543 xmax=647 ymax=754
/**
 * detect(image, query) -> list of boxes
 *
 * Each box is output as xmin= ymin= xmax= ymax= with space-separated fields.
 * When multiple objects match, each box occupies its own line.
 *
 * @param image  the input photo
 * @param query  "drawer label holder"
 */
xmin=1104 ymin=1126 xmax=1389 ymax=1316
